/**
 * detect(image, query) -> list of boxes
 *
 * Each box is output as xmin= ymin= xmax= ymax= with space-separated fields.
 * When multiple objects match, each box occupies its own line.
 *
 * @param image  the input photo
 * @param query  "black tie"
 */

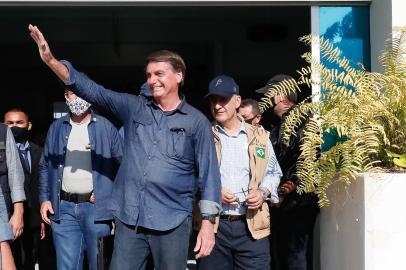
xmin=19 ymin=148 xmax=30 ymax=173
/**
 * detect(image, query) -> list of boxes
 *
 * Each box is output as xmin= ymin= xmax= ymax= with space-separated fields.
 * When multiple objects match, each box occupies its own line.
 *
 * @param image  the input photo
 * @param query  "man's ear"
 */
xmin=235 ymin=95 xmax=242 ymax=109
xmin=28 ymin=122 xmax=32 ymax=131
xmin=175 ymin=72 xmax=183 ymax=85
xmin=257 ymin=114 xmax=262 ymax=122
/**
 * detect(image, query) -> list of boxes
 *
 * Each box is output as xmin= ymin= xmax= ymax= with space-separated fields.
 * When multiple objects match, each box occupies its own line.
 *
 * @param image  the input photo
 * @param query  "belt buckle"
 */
xmin=227 ymin=215 xmax=240 ymax=222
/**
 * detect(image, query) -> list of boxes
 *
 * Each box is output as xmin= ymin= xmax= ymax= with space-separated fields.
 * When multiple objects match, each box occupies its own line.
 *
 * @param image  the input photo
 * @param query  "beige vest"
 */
xmin=212 ymin=122 xmax=271 ymax=240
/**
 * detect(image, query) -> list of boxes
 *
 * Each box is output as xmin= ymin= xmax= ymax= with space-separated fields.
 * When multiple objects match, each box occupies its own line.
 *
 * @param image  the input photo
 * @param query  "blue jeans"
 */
xmin=109 ymin=216 xmax=192 ymax=270
xmin=51 ymin=200 xmax=111 ymax=270
xmin=197 ymin=219 xmax=271 ymax=270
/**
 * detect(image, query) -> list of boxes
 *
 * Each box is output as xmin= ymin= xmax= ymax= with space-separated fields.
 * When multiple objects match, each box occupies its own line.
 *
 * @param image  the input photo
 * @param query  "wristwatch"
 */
xmin=202 ymin=215 xmax=217 ymax=224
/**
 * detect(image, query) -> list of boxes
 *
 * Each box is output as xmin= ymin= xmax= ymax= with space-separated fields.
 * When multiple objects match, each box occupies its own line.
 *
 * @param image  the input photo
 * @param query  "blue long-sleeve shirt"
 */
xmin=39 ymin=113 xmax=122 ymax=221
xmin=62 ymin=61 xmax=221 ymax=231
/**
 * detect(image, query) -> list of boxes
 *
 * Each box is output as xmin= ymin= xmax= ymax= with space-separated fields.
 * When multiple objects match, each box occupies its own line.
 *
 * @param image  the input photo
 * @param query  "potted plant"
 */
xmin=258 ymin=28 xmax=406 ymax=270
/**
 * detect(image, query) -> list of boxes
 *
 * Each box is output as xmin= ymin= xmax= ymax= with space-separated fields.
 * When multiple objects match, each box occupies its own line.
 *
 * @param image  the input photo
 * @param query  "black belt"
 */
xmin=220 ymin=215 xmax=246 ymax=221
xmin=60 ymin=190 xmax=92 ymax=203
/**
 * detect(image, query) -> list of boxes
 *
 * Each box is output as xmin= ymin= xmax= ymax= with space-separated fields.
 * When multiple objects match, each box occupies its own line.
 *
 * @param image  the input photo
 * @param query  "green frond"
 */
xmin=260 ymin=30 xmax=406 ymax=207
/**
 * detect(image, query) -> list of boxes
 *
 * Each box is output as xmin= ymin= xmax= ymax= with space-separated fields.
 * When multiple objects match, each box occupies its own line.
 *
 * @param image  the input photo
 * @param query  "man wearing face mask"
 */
xmin=256 ymin=75 xmax=319 ymax=270
xmin=238 ymin=99 xmax=265 ymax=128
xmin=39 ymin=90 xmax=123 ymax=270
xmin=4 ymin=108 xmax=56 ymax=270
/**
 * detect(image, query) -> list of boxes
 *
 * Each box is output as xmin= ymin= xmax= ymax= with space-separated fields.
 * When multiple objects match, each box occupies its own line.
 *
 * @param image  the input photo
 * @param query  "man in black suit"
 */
xmin=4 ymin=108 xmax=56 ymax=270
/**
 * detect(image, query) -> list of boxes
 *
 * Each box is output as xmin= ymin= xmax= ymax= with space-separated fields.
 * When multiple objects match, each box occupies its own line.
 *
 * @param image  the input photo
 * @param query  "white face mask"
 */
xmin=66 ymin=97 xmax=91 ymax=116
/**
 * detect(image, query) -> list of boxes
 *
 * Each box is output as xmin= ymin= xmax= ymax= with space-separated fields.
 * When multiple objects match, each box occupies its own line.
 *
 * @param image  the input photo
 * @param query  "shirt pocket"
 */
xmin=166 ymin=129 xmax=194 ymax=161
xmin=130 ymin=119 xmax=147 ymax=144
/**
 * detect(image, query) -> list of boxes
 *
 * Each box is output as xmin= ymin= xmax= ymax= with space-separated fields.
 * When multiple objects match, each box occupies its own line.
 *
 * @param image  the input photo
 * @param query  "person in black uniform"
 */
xmin=256 ymin=75 xmax=319 ymax=270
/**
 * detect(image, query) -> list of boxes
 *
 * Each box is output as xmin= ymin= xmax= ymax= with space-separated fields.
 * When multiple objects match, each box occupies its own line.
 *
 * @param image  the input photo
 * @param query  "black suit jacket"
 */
xmin=18 ymin=142 xmax=42 ymax=229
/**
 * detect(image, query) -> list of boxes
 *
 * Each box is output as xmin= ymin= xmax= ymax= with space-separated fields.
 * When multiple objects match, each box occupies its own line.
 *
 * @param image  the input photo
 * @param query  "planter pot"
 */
xmin=320 ymin=173 xmax=406 ymax=270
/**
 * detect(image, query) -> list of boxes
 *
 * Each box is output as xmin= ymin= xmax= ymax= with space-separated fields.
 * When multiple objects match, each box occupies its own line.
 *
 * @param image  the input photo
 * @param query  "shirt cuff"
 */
xmin=199 ymin=200 xmax=222 ymax=216
xmin=11 ymin=188 xmax=26 ymax=203
xmin=60 ymin=60 xmax=76 ymax=86
xmin=0 ymin=223 xmax=13 ymax=242
xmin=39 ymin=196 xmax=50 ymax=205
xmin=260 ymin=176 xmax=280 ymax=204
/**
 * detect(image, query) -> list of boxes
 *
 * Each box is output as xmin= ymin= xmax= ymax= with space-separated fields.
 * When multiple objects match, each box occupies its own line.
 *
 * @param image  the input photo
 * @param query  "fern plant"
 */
xmin=259 ymin=28 xmax=406 ymax=207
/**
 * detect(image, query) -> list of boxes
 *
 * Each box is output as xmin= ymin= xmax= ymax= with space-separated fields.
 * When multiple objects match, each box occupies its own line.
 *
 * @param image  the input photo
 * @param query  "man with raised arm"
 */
xmin=29 ymin=24 xmax=221 ymax=270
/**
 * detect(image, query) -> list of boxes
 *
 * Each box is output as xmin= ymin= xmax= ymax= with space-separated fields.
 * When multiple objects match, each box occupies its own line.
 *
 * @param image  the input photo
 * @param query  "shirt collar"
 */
xmin=146 ymin=94 xmax=190 ymax=115
xmin=16 ymin=140 xmax=29 ymax=151
xmin=215 ymin=118 xmax=247 ymax=136
xmin=63 ymin=111 xmax=97 ymax=125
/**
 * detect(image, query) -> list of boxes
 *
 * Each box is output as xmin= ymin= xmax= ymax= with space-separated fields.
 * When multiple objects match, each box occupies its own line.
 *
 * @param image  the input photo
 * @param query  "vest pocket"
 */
xmin=253 ymin=203 xmax=270 ymax=231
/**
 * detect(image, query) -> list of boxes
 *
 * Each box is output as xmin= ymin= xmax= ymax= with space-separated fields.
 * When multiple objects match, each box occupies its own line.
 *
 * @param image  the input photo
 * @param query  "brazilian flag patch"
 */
xmin=256 ymin=147 xmax=266 ymax=159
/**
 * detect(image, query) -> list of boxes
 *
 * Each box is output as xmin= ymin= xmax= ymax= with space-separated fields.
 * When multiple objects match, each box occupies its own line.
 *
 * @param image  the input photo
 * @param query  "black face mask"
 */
xmin=244 ymin=115 xmax=257 ymax=125
xmin=10 ymin=127 xmax=29 ymax=142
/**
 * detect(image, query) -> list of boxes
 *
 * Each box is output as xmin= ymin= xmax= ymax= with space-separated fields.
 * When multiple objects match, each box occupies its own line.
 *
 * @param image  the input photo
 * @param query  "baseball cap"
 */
xmin=255 ymin=74 xmax=294 ymax=94
xmin=206 ymin=75 xmax=239 ymax=98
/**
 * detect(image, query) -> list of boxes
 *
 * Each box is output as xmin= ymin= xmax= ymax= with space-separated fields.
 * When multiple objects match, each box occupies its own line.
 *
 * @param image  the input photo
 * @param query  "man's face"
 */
xmin=146 ymin=61 xmax=183 ymax=100
xmin=210 ymin=95 xmax=241 ymax=125
xmin=4 ymin=111 xmax=31 ymax=130
xmin=273 ymin=95 xmax=292 ymax=118
xmin=238 ymin=105 xmax=261 ymax=126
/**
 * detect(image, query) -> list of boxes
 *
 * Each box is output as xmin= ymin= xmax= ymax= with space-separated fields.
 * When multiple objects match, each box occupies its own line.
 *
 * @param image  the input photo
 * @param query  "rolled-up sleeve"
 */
xmin=259 ymin=139 xmax=282 ymax=203
xmin=5 ymin=127 xmax=25 ymax=203
xmin=61 ymin=60 xmax=134 ymax=125
xmin=194 ymin=119 xmax=222 ymax=216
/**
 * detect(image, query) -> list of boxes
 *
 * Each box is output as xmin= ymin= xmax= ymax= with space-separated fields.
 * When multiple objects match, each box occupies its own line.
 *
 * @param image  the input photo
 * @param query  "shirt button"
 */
xmin=153 ymin=141 xmax=157 ymax=145
xmin=143 ymin=172 xmax=147 ymax=176
xmin=148 ymin=156 xmax=151 ymax=160
xmin=59 ymin=165 xmax=63 ymax=168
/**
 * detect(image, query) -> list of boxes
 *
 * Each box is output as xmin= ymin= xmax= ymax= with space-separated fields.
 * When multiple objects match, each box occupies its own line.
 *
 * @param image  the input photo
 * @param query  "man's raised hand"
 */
xmin=28 ymin=24 xmax=55 ymax=64
xmin=28 ymin=24 xmax=69 ymax=81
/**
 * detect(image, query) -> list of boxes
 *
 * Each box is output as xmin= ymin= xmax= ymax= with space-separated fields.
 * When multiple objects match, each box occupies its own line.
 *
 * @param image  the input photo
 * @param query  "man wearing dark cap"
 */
xmin=254 ymin=74 xmax=295 ymax=95
xmin=198 ymin=75 xmax=282 ymax=270
xmin=256 ymin=75 xmax=319 ymax=270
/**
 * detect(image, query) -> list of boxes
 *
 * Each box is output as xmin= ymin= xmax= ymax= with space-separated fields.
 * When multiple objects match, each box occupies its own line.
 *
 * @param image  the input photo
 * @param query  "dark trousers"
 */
xmin=11 ymin=229 xmax=37 ymax=270
xmin=271 ymin=205 xmax=319 ymax=270
xmin=198 ymin=219 xmax=270 ymax=270
xmin=109 ymin=217 xmax=192 ymax=270
xmin=38 ymin=226 xmax=57 ymax=270
xmin=11 ymin=225 xmax=56 ymax=270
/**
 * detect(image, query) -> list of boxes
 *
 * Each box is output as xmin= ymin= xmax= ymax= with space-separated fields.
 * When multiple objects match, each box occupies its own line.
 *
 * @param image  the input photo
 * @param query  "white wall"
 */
xmin=321 ymin=173 xmax=406 ymax=270
xmin=369 ymin=0 xmax=392 ymax=73
xmin=370 ymin=0 xmax=406 ymax=73
xmin=392 ymin=0 xmax=406 ymax=28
